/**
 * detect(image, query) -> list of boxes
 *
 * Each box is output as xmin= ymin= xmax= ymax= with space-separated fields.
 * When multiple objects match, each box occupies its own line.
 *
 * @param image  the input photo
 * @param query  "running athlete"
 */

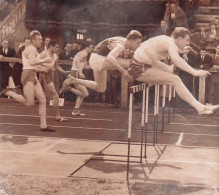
xmin=39 ymin=41 xmax=69 ymax=121
xmin=61 ymin=30 xmax=143 ymax=93
xmin=131 ymin=27 xmax=219 ymax=115
xmin=0 ymin=30 xmax=55 ymax=131
xmin=60 ymin=41 xmax=94 ymax=116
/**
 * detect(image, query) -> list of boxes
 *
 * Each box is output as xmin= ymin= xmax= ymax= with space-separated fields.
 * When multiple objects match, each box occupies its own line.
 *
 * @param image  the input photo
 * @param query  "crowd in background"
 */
xmin=0 ymin=0 xmax=219 ymax=108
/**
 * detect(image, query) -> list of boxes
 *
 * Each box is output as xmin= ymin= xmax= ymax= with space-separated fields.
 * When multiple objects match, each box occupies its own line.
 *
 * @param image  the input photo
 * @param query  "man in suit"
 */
xmin=59 ymin=42 xmax=74 ymax=60
xmin=209 ymin=45 xmax=219 ymax=104
xmin=0 ymin=39 xmax=16 ymax=92
xmin=155 ymin=20 xmax=170 ymax=36
xmin=196 ymin=48 xmax=213 ymax=103
xmin=194 ymin=26 xmax=208 ymax=47
xmin=206 ymin=22 xmax=219 ymax=47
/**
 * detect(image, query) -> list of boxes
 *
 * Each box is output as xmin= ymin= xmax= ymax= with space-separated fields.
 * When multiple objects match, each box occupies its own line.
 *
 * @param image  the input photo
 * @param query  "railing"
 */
xmin=1 ymin=57 xmax=218 ymax=107
xmin=0 ymin=0 xmax=26 ymax=43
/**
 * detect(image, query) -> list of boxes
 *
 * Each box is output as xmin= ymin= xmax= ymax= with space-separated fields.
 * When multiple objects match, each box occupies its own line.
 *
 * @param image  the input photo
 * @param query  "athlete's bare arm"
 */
xmin=163 ymin=40 xmax=210 ymax=77
xmin=105 ymin=43 xmax=127 ymax=73
xmin=24 ymin=46 xmax=51 ymax=66
xmin=75 ymin=51 xmax=87 ymax=75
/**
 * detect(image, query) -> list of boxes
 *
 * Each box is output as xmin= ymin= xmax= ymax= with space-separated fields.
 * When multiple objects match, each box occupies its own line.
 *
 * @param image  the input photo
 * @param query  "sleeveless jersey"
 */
xmin=93 ymin=37 xmax=126 ymax=56
xmin=22 ymin=45 xmax=40 ymax=70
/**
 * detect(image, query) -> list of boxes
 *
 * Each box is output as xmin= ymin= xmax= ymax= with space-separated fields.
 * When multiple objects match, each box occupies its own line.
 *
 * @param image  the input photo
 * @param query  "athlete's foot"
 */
xmin=55 ymin=116 xmax=69 ymax=122
xmin=0 ymin=87 xmax=13 ymax=97
xmin=40 ymin=126 xmax=56 ymax=132
xmin=72 ymin=109 xmax=85 ymax=116
xmin=205 ymin=104 xmax=219 ymax=113
xmin=59 ymin=78 xmax=72 ymax=94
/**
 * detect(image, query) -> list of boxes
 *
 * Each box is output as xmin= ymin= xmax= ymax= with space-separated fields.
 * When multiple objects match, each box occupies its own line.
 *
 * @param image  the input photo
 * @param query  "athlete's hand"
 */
xmin=123 ymin=70 xmax=133 ymax=81
xmin=194 ymin=69 xmax=211 ymax=77
xmin=79 ymin=73 xmax=85 ymax=79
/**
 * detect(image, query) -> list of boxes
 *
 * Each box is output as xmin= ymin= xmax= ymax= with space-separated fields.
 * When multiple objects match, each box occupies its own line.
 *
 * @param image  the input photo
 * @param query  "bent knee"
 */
xmin=83 ymin=91 xmax=89 ymax=98
xmin=25 ymin=101 xmax=35 ymax=107
xmin=172 ymin=75 xmax=182 ymax=84
xmin=38 ymin=97 xmax=46 ymax=104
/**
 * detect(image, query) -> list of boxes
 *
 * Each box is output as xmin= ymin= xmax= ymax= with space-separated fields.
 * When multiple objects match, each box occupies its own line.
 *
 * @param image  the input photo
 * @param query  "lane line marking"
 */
xmin=0 ymin=149 xmax=218 ymax=165
xmin=0 ymin=133 xmax=218 ymax=150
xmin=170 ymin=122 xmax=219 ymax=127
xmin=0 ymin=122 xmax=126 ymax=131
xmin=175 ymin=133 xmax=184 ymax=146
xmin=39 ymin=139 xmax=65 ymax=153
xmin=0 ymin=113 xmax=113 ymax=121
xmin=164 ymin=132 xmax=219 ymax=137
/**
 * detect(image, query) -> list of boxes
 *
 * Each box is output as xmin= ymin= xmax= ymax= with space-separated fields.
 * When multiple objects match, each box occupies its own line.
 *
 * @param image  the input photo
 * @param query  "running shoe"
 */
xmin=72 ymin=110 xmax=85 ymax=116
xmin=55 ymin=117 xmax=69 ymax=122
xmin=40 ymin=127 xmax=56 ymax=132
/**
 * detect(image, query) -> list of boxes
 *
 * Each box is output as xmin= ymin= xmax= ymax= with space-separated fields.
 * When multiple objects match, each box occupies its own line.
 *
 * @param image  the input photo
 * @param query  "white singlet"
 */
xmin=22 ymin=45 xmax=40 ymax=70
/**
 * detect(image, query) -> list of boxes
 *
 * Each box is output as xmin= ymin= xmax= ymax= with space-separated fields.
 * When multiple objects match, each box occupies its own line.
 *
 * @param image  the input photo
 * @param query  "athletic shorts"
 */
xmin=21 ymin=69 xmax=38 ymax=86
xmin=39 ymin=72 xmax=53 ymax=84
xmin=127 ymin=58 xmax=151 ymax=79
xmin=89 ymin=53 xmax=105 ymax=72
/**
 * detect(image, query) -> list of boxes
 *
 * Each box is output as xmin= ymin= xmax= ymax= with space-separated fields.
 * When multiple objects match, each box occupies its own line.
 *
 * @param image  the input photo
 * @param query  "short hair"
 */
xmin=84 ymin=41 xmax=94 ymax=48
xmin=126 ymin=30 xmax=143 ymax=40
xmin=24 ymin=37 xmax=30 ymax=41
xmin=48 ymin=40 xmax=58 ymax=48
xmin=210 ymin=22 xmax=216 ymax=26
xmin=172 ymin=27 xmax=191 ymax=39
xmin=29 ymin=30 xmax=41 ymax=41
xmin=200 ymin=47 xmax=206 ymax=51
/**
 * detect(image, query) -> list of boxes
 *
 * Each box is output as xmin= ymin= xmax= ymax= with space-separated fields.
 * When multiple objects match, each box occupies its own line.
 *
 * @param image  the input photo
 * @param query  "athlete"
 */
xmin=0 ymin=30 xmax=55 ymax=131
xmin=39 ymin=40 xmax=69 ymax=121
xmin=60 ymin=41 xmax=94 ymax=116
xmin=61 ymin=30 xmax=143 ymax=93
xmin=131 ymin=27 xmax=219 ymax=115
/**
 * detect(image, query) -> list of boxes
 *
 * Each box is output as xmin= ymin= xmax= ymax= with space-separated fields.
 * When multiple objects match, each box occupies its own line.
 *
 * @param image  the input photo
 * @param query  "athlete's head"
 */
xmin=30 ymin=30 xmax=42 ymax=49
xmin=48 ymin=40 xmax=60 ymax=53
xmin=84 ymin=41 xmax=94 ymax=53
xmin=172 ymin=27 xmax=191 ymax=50
xmin=126 ymin=30 xmax=143 ymax=51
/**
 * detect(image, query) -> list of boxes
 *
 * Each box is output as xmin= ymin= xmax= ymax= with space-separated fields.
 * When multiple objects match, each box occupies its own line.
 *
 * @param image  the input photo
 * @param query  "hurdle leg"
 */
xmin=144 ymin=85 xmax=149 ymax=158
xmin=140 ymin=84 xmax=146 ymax=163
xmin=167 ymin=85 xmax=172 ymax=124
xmin=127 ymin=93 xmax=133 ymax=181
xmin=161 ymin=85 xmax=166 ymax=133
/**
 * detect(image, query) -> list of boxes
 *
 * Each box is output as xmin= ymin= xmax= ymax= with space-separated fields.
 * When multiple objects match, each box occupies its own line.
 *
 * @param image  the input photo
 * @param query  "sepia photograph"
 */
xmin=0 ymin=0 xmax=218 ymax=194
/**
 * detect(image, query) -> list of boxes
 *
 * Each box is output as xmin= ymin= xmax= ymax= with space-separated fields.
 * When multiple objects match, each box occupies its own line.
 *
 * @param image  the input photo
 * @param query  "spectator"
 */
xmin=196 ymin=48 xmax=213 ymax=103
xmin=13 ymin=37 xmax=30 ymax=91
xmin=155 ymin=20 xmax=170 ymax=36
xmin=209 ymin=45 xmax=219 ymax=104
xmin=194 ymin=26 xmax=208 ymax=47
xmin=39 ymin=36 xmax=50 ymax=52
xmin=0 ymin=39 xmax=15 ymax=92
xmin=206 ymin=22 xmax=219 ymax=47
xmin=164 ymin=1 xmax=189 ymax=32
xmin=71 ymin=42 xmax=78 ymax=58
xmin=59 ymin=42 xmax=73 ymax=60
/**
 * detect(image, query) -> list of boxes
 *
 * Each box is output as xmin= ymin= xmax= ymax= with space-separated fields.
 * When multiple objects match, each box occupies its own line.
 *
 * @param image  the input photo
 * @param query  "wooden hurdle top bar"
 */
xmin=129 ymin=83 xmax=148 ymax=94
xmin=0 ymin=57 xmax=73 ymax=65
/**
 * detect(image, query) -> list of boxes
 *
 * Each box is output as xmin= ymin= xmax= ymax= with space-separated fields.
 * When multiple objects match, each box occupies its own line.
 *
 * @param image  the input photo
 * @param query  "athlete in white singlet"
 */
xmin=39 ymin=41 xmax=69 ymax=121
xmin=62 ymin=30 xmax=142 ymax=93
xmin=132 ymin=27 xmax=219 ymax=115
xmin=60 ymin=41 xmax=94 ymax=116
xmin=1 ymin=30 xmax=55 ymax=131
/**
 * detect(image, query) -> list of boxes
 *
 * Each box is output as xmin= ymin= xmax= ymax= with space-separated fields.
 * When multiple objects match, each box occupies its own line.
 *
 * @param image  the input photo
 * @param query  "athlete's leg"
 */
xmin=5 ymin=82 xmax=35 ymax=106
xmin=34 ymin=81 xmax=47 ymax=129
xmin=136 ymin=68 xmax=205 ymax=112
xmin=66 ymin=70 xmax=107 ymax=93
xmin=44 ymin=82 xmax=60 ymax=118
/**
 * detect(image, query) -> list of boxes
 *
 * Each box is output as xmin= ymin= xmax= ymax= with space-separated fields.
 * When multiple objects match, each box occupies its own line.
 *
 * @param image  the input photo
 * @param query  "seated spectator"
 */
xmin=206 ymin=22 xmax=219 ymax=47
xmin=214 ymin=18 xmax=219 ymax=30
xmin=155 ymin=20 xmax=170 ymax=36
xmin=71 ymin=42 xmax=79 ymax=58
xmin=0 ymin=39 xmax=15 ymax=92
xmin=209 ymin=45 xmax=219 ymax=104
xmin=194 ymin=26 xmax=208 ymax=47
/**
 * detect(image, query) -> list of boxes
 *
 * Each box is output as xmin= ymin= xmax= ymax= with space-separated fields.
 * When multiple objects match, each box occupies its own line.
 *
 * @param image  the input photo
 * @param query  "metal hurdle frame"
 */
xmin=127 ymin=83 xmax=149 ymax=180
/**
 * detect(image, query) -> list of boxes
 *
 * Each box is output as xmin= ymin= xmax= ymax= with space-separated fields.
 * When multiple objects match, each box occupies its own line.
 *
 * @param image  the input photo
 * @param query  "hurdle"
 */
xmin=126 ymin=83 xmax=175 ymax=180
xmin=127 ymin=82 xmax=149 ymax=180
